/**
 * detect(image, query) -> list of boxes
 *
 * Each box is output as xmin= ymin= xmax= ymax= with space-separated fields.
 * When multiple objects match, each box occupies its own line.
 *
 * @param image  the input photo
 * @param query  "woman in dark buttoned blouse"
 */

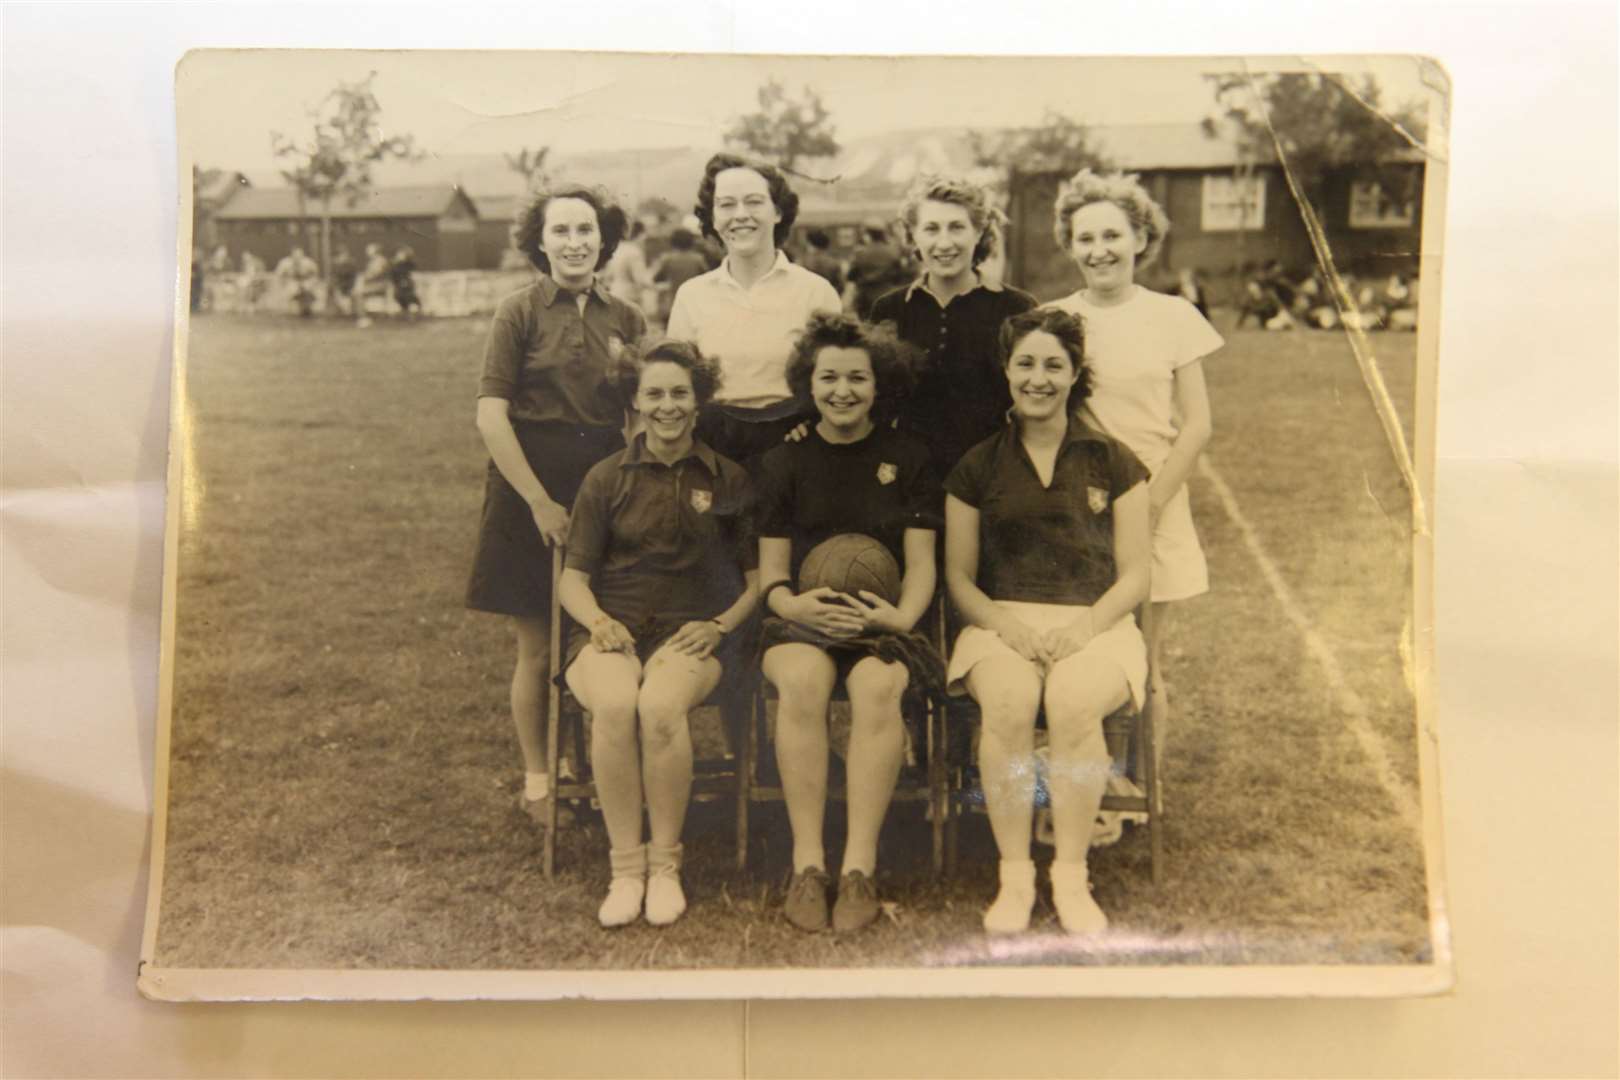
xmin=465 ymin=184 xmax=647 ymax=830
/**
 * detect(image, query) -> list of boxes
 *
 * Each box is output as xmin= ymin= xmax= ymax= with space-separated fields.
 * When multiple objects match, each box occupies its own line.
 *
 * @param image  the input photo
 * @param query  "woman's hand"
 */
xmin=665 ymin=620 xmax=723 ymax=659
xmin=530 ymin=498 xmax=570 ymax=546
xmin=1041 ymin=612 xmax=1095 ymax=665
xmin=589 ymin=615 xmax=636 ymax=655
xmin=990 ymin=613 xmax=1046 ymax=666
xmin=846 ymin=590 xmax=909 ymax=634
xmin=784 ymin=587 xmax=866 ymax=640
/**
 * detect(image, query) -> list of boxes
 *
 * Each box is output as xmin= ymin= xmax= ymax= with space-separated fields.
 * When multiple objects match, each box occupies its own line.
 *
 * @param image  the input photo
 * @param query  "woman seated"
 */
xmin=756 ymin=313 xmax=943 ymax=933
xmin=943 ymin=308 xmax=1151 ymax=935
xmin=558 ymin=340 xmax=758 ymax=928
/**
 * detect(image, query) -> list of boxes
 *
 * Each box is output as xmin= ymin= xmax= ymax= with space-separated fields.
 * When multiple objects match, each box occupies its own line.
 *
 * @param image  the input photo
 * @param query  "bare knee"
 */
xmin=636 ymin=692 xmax=691 ymax=754
xmin=512 ymin=618 xmax=549 ymax=669
xmin=846 ymin=660 xmax=907 ymax=735
xmin=765 ymin=648 xmax=836 ymax=723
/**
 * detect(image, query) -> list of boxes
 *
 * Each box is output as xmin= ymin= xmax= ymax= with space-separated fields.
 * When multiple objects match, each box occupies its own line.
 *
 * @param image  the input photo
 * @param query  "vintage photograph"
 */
xmin=141 ymin=49 xmax=1448 ymax=1000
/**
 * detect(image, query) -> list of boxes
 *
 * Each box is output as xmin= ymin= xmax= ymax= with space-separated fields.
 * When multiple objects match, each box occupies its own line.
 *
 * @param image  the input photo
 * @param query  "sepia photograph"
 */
xmin=139 ymin=49 xmax=1449 ymax=1001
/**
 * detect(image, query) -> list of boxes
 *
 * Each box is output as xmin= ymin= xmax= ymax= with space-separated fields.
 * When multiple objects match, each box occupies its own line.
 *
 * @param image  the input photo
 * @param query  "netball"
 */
xmin=797 ymin=533 xmax=903 ymax=605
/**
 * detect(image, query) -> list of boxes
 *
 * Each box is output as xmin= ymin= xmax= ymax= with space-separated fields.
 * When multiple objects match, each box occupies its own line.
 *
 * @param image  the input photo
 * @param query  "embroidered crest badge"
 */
xmin=876 ymin=463 xmax=898 ymax=485
xmin=1087 ymin=486 xmax=1109 ymax=514
xmin=689 ymin=489 xmax=713 ymax=513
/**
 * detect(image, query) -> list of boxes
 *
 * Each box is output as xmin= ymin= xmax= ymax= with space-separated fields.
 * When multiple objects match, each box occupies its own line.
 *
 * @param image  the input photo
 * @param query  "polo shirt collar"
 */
xmin=718 ymin=249 xmax=791 ymax=289
xmin=904 ymin=270 xmax=1003 ymax=304
xmin=621 ymin=432 xmax=720 ymax=474
xmin=1000 ymin=414 xmax=1111 ymax=453
xmin=537 ymin=273 xmax=611 ymax=307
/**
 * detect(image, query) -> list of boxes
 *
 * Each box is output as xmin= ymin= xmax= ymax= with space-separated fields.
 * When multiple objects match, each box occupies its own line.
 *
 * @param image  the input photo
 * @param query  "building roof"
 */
xmin=215 ymin=185 xmax=475 ymax=221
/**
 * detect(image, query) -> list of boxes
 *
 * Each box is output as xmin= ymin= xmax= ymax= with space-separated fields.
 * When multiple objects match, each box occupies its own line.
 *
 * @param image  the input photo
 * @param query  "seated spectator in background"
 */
xmin=1235 ymin=279 xmax=1295 ymax=330
xmin=1176 ymin=268 xmax=1209 ymax=322
xmin=1383 ymin=273 xmax=1417 ymax=331
xmin=239 ymin=250 xmax=268 ymax=315
xmin=1257 ymin=259 xmax=1297 ymax=312
xmin=330 ymin=247 xmax=359 ymax=315
xmin=391 ymin=246 xmax=422 ymax=319
xmin=357 ymin=243 xmax=391 ymax=328
xmin=651 ymin=228 xmax=710 ymax=325
xmin=798 ymin=229 xmax=845 ymax=296
xmin=275 ymin=246 xmax=320 ymax=318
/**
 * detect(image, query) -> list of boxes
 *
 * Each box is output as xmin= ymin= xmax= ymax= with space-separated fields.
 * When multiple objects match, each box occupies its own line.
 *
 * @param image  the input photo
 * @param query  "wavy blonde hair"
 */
xmin=1052 ymin=169 xmax=1170 ymax=269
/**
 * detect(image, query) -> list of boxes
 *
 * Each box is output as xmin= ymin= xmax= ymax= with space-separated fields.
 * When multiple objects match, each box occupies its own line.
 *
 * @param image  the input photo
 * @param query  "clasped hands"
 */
xmin=991 ymin=611 xmax=1095 ymax=669
xmin=782 ymin=587 xmax=907 ymax=640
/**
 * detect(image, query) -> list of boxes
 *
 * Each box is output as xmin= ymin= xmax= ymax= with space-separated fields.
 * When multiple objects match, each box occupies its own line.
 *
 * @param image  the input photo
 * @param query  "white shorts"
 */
xmin=1152 ymin=484 xmax=1208 ymax=603
xmin=945 ymin=601 xmax=1148 ymax=713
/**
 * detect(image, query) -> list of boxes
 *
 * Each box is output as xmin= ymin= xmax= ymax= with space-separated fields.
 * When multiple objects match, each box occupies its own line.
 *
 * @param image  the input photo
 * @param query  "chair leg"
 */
xmin=736 ymin=687 xmax=755 ymax=873
xmin=1142 ymin=696 xmax=1163 ymax=888
xmin=544 ymin=548 xmax=563 ymax=880
xmin=929 ymin=704 xmax=945 ymax=878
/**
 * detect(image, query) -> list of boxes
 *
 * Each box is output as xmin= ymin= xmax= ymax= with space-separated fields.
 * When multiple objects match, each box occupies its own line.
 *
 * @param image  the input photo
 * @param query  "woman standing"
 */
xmin=1045 ymin=170 xmax=1223 ymax=777
xmin=870 ymin=176 xmax=1037 ymax=477
xmin=559 ymin=341 xmax=758 ymax=926
xmin=944 ymin=308 xmax=1151 ymax=934
xmin=465 ymin=183 xmax=647 ymax=828
xmin=755 ymin=313 xmax=942 ymax=933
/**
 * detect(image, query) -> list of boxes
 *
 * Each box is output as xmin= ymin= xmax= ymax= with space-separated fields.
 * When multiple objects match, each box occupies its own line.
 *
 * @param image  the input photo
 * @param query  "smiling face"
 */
xmin=1067 ymin=200 xmax=1147 ymax=298
xmin=810 ymin=346 xmax=876 ymax=436
xmin=712 ymin=168 xmax=781 ymax=260
xmin=912 ymin=198 xmax=982 ymax=284
xmin=1005 ymin=330 xmax=1080 ymax=423
xmin=634 ymin=360 xmax=699 ymax=447
xmin=540 ymin=196 xmax=602 ymax=288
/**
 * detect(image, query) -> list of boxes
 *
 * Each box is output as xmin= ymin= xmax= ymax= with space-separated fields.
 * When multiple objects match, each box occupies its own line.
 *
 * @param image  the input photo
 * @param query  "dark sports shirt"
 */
xmin=478 ymin=275 xmax=647 ymax=428
xmin=565 ymin=435 xmax=755 ymax=626
xmin=754 ymin=424 xmax=940 ymax=583
xmin=945 ymin=421 xmax=1147 ymax=606
xmin=870 ymin=277 xmax=1038 ymax=476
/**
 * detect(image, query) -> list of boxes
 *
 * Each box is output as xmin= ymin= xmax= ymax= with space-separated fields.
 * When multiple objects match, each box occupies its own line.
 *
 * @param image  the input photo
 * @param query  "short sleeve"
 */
xmin=811 ymin=276 xmax=843 ymax=317
xmin=666 ymin=282 xmax=698 ymax=344
xmin=563 ymin=462 xmax=615 ymax=576
xmin=478 ymin=292 xmax=530 ymax=400
xmin=869 ymin=289 xmax=901 ymax=328
xmin=716 ymin=460 xmax=759 ymax=572
xmin=621 ymin=297 xmax=649 ymax=347
xmin=1171 ymin=297 xmax=1225 ymax=369
xmin=900 ymin=440 xmax=943 ymax=532
xmin=943 ymin=442 xmax=989 ymax=509
xmin=752 ymin=445 xmax=796 ymax=540
xmin=1108 ymin=439 xmax=1150 ymax=501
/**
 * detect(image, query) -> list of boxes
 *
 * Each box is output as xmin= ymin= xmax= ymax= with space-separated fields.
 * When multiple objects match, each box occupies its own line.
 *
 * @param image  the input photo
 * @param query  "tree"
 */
xmin=504 ymin=146 xmax=551 ymax=194
xmin=724 ymin=80 xmax=840 ymax=173
xmin=1204 ymin=72 xmax=1425 ymax=222
xmin=966 ymin=110 xmax=1112 ymax=187
xmin=271 ymin=73 xmax=420 ymax=301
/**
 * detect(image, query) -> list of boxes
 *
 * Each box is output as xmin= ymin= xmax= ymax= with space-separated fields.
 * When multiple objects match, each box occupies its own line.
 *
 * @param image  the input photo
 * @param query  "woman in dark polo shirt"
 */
xmin=943 ymin=308 xmax=1152 ymax=937
xmin=755 ymin=313 xmax=943 ymax=934
xmin=559 ymin=341 xmax=758 ymax=928
xmin=465 ymin=184 xmax=647 ymax=829
xmin=870 ymin=175 xmax=1037 ymax=476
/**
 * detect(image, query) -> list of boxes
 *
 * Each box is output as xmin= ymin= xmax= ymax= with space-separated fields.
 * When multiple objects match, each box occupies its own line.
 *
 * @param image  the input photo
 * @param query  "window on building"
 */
xmin=1200 ymin=174 xmax=1266 ymax=232
xmin=1348 ymin=180 xmax=1416 ymax=229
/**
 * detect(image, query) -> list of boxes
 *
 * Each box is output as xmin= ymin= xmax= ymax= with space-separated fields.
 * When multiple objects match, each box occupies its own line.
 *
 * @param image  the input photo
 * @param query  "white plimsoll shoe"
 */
xmin=1050 ymin=861 xmax=1109 ymax=935
xmin=983 ymin=859 xmax=1037 ymax=934
xmin=644 ymin=843 xmax=687 ymax=926
xmin=598 ymin=845 xmax=647 ymax=928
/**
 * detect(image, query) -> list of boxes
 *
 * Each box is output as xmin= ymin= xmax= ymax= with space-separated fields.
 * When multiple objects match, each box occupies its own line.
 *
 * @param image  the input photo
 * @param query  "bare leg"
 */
xmin=635 ymin=646 xmax=720 ymax=848
xmin=565 ymin=648 xmax=645 ymax=852
xmin=510 ymin=617 xmax=549 ymax=776
xmin=1043 ymin=655 xmax=1129 ymax=864
xmin=763 ymin=643 xmax=837 ymax=873
xmin=842 ymin=658 xmax=908 ymax=876
xmin=966 ymin=656 xmax=1044 ymax=861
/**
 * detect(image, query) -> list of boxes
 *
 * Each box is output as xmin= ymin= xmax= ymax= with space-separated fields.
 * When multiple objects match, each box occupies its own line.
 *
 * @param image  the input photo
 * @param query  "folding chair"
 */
xmin=736 ymin=599 xmax=950 ymax=876
xmin=940 ymin=603 xmax=1163 ymax=886
xmin=541 ymin=549 xmax=750 ymax=878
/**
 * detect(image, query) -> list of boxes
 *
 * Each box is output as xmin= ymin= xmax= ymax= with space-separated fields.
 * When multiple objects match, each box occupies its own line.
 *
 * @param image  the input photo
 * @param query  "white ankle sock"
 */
xmin=524 ymin=772 xmax=549 ymax=800
xmin=1050 ymin=861 xmax=1108 ymax=935
xmin=644 ymin=843 xmax=686 ymax=926
xmin=983 ymin=859 xmax=1037 ymax=934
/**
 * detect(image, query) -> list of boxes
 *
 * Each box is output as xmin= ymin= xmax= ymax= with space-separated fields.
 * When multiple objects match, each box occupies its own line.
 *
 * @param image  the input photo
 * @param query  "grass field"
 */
xmin=153 ymin=311 xmax=1429 ymax=971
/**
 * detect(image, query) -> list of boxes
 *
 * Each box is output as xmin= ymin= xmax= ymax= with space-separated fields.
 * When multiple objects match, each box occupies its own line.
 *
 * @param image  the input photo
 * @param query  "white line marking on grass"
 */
xmin=1199 ymin=456 xmax=1422 ymax=832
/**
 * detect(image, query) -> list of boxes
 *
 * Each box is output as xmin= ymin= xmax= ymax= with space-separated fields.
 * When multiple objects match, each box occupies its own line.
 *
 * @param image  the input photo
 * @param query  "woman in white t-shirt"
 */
xmin=1045 ymin=170 xmax=1224 ymax=782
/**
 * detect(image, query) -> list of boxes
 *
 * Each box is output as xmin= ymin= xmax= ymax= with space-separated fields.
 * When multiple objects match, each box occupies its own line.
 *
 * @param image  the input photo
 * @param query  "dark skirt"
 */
xmin=758 ymin=615 xmax=946 ymax=706
xmin=464 ymin=421 xmax=624 ymax=618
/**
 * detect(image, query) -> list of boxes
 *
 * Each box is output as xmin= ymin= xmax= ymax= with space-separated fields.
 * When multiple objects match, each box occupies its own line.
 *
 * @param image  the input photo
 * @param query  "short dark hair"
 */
xmin=998 ymin=307 xmax=1092 ymax=415
xmin=806 ymin=228 xmax=831 ymax=250
xmin=785 ymin=312 xmax=917 ymax=423
xmin=615 ymin=338 xmax=723 ymax=409
xmin=511 ymin=183 xmax=628 ymax=276
xmin=693 ymin=153 xmax=799 ymax=248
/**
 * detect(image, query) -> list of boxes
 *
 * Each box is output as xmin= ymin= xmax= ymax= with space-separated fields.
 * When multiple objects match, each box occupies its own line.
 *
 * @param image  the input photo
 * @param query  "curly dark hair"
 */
xmin=613 ymin=338 xmax=723 ymax=410
xmin=510 ymin=183 xmax=628 ymax=276
xmin=785 ymin=312 xmax=917 ymax=423
xmin=998 ymin=307 xmax=1092 ymax=415
xmin=692 ymin=153 xmax=799 ymax=249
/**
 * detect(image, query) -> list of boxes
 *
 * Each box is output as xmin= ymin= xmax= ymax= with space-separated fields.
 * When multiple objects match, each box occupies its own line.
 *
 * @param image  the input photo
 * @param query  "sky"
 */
xmin=180 ymin=51 xmax=1438 ymax=182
